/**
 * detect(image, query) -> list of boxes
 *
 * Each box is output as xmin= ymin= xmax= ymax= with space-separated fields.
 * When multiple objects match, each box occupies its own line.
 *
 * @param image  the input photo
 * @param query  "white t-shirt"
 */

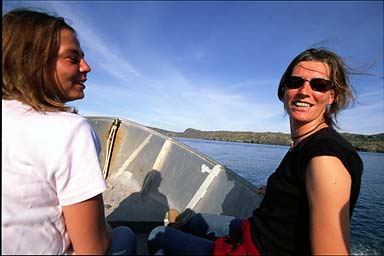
xmin=2 ymin=100 xmax=108 ymax=255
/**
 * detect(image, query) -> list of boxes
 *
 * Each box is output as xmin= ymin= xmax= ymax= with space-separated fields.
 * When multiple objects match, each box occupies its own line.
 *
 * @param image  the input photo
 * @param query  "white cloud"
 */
xmin=74 ymin=65 xmax=287 ymax=133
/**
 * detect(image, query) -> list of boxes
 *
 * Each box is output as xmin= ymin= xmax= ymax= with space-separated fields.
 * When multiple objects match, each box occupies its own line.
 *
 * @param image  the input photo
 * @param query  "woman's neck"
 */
xmin=290 ymin=121 xmax=328 ymax=148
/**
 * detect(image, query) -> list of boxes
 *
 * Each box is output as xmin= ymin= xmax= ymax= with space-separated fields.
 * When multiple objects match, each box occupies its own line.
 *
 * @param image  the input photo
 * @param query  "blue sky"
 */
xmin=3 ymin=1 xmax=383 ymax=135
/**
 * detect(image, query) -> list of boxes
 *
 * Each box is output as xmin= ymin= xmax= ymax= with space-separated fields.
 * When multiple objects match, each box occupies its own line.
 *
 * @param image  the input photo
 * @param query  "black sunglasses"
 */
xmin=284 ymin=76 xmax=334 ymax=92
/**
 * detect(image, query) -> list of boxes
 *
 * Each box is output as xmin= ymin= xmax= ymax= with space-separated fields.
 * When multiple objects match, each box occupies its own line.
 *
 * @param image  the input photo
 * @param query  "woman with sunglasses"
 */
xmin=2 ymin=9 xmax=137 ymax=255
xmin=147 ymin=48 xmax=363 ymax=255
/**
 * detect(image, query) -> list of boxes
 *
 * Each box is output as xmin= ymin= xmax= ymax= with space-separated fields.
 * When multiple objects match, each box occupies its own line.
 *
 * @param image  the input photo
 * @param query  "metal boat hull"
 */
xmin=87 ymin=116 xmax=263 ymax=231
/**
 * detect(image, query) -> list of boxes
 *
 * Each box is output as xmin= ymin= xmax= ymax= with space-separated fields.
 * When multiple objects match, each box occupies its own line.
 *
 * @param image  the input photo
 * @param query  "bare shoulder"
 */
xmin=305 ymin=156 xmax=351 ymax=207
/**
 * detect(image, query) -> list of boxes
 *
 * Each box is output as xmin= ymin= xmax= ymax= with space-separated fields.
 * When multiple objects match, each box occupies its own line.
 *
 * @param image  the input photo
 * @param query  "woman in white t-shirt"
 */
xmin=2 ymin=8 xmax=136 ymax=255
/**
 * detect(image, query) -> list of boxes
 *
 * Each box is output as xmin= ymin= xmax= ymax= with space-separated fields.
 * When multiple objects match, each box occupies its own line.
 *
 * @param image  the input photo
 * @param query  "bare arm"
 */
xmin=62 ymin=194 xmax=112 ymax=255
xmin=305 ymin=156 xmax=351 ymax=255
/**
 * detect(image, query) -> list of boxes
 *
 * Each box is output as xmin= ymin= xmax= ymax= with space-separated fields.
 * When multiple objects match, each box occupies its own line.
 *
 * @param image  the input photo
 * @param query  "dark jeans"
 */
xmin=147 ymin=213 xmax=243 ymax=255
xmin=108 ymin=226 xmax=137 ymax=255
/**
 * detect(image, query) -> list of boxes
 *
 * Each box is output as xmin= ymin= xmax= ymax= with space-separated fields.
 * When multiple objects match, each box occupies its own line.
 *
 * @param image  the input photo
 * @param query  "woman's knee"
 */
xmin=148 ymin=226 xmax=167 ymax=241
xmin=109 ymin=226 xmax=137 ymax=255
xmin=147 ymin=226 xmax=171 ymax=255
xmin=113 ymin=226 xmax=136 ymax=242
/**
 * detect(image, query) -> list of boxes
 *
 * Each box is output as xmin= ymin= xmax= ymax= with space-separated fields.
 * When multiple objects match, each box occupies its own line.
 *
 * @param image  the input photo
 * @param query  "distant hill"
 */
xmin=149 ymin=127 xmax=384 ymax=153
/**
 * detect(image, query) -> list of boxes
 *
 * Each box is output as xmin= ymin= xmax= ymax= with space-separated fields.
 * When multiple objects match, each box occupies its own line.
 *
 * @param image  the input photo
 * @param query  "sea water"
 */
xmin=176 ymin=137 xmax=384 ymax=255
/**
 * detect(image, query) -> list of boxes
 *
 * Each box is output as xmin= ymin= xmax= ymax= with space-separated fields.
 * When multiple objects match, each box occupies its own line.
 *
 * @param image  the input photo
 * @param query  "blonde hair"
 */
xmin=277 ymin=48 xmax=355 ymax=128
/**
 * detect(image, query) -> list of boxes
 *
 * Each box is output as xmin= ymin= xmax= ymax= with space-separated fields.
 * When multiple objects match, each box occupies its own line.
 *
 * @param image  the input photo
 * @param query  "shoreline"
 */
xmin=150 ymin=127 xmax=384 ymax=153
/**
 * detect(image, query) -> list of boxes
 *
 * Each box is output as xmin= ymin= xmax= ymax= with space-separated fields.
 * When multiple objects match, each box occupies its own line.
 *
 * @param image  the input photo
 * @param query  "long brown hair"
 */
xmin=2 ymin=8 xmax=77 ymax=112
xmin=277 ymin=48 xmax=355 ymax=129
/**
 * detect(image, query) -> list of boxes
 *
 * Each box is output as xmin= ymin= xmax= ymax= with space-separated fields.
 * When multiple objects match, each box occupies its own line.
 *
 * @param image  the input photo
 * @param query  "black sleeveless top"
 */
xmin=249 ymin=127 xmax=363 ymax=255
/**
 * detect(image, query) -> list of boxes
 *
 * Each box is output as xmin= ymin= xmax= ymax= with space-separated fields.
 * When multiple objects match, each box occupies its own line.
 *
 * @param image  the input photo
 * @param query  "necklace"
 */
xmin=290 ymin=122 xmax=325 ymax=147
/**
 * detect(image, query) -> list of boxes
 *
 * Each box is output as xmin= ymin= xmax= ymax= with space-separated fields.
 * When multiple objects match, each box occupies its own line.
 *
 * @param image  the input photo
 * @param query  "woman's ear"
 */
xmin=329 ymin=90 xmax=335 ymax=104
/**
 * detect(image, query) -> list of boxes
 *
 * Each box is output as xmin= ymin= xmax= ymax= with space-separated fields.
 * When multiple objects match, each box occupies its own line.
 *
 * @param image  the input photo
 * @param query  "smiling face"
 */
xmin=52 ymin=29 xmax=91 ymax=103
xmin=284 ymin=61 xmax=335 ymax=128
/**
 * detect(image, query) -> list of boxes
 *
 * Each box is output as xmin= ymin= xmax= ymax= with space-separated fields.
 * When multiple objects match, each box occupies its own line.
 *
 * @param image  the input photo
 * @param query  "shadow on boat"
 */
xmin=107 ymin=170 xmax=169 ymax=234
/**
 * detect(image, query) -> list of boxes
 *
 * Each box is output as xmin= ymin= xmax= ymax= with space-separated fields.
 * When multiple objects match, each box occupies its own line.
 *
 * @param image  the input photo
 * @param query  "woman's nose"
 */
xmin=298 ymin=80 xmax=311 ymax=94
xmin=80 ymin=58 xmax=91 ymax=73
